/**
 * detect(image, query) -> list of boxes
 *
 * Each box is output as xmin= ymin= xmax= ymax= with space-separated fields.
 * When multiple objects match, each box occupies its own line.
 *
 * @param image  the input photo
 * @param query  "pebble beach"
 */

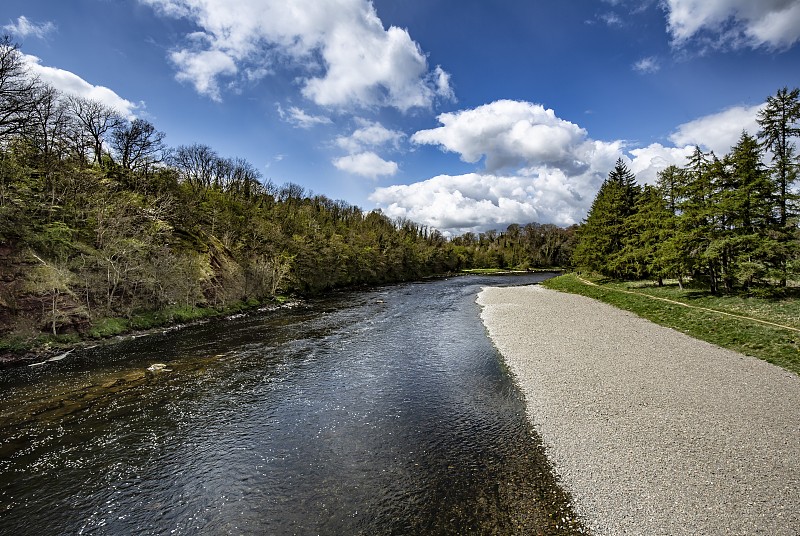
xmin=477 ymin=284 xmax=800 ymax=535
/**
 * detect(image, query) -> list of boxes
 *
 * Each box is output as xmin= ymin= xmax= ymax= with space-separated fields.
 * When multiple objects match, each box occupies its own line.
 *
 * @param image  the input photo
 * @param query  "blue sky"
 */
xmin=3 ymin=0 xmax=799 ymax=234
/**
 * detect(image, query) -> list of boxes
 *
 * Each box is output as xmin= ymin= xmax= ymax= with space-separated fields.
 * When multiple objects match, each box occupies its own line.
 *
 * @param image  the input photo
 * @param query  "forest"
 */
xmin=573 ymin=87 xmax=800 ymax=295
xmin=0 ymin=38 xmax=573 ymax=344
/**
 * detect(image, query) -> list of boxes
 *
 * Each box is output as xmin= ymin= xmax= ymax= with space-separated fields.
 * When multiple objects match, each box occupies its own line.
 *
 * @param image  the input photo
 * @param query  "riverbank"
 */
xmin=0 ymin=296 xmax=299 ymax=368
xmin=477 ymin=284 xmax=800 ymax=535
xmin=1 ymin=271 xmax=559 ymax=368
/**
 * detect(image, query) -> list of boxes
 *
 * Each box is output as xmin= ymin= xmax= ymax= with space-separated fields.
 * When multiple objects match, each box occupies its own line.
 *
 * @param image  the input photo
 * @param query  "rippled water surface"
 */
xmin=0 ymin=274 xmax=580 ymax=535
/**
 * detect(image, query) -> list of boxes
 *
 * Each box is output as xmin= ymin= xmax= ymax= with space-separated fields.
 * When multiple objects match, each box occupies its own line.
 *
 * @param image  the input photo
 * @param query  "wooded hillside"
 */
xmin=0 ymin=38 xmax=572 ymax=343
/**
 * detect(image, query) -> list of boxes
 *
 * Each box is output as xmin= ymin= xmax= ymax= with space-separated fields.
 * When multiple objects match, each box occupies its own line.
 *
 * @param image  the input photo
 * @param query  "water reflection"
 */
xmin=0 ymin=274 xmax=583 ymax=534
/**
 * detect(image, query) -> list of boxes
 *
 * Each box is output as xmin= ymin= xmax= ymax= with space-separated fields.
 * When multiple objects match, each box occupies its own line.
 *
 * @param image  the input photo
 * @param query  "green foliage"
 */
xmin=573 ymin=88 xmax=800 ymax=294
xmin=573 ymin=159 xmax=639 ymax=276
xmin=87 ymin=317 xmax=129 ymax=339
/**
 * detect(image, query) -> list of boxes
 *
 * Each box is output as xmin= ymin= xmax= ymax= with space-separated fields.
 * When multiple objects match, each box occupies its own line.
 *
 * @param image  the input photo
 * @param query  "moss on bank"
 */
xmin=542 ymin=274 xmax=800 ymax=375
xmin=0 ymin=296 xmax=291 ymax=365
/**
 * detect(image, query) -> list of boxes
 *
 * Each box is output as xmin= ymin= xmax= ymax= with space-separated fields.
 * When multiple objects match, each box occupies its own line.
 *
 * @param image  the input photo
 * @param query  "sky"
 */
xmin=3 ymin=0 xmax=800 ymax=235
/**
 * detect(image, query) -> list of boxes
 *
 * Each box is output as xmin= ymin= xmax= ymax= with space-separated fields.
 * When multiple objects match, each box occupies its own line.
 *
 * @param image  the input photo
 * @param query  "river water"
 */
xmin=0 ymin=274 xmax=582 ymax=535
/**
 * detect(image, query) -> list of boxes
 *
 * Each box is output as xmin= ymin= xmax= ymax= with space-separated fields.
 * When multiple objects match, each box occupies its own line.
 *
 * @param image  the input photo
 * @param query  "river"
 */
xmin=0 ymin=273 xmax=582 ymax=535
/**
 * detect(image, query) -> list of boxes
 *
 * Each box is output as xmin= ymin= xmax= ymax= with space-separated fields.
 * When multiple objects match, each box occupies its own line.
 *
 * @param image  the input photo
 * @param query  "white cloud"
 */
xmin=140 ymin=0 xmax=452 ymax=110
xmin=335 ymin=119 xmax=404 ymax=152
xmin=370 ymin=141 xmax=691 ymax=234
xmin=3 ymin=15 xmax=56 ymax=39
xmin=370 ymin=171 xmax=595 ymax=235
xmin=664 ymin=0 xmax=800 ymax=50
xmin=21 ymin=53 xmax=139 ymax=117
xmin=430 ymin=66 xmax=455 ymax=102
xmin=276 ymin=104 xmax=332 ymax=129
xmin=170 ymin=47 xmax=237 ymax=102
xmin=333 ymin=151 xmax=398 ymax=179
xmin=332 ymin=120 xmax=404 ymax=179
xmin=372 ymin=97 xmax=768 ymax=235
xmin=600 ymin=12 xmax=624 ymax=26
xmin=669 ymin=104 xmax=762 ymax=155
xmin=628 ymin=143 xmax=694 ymax=184
xmin=411 ymin=100 xmax=614 ymax=174
xmin=369 ymin=100 xmax=632 ymax=233
xmin=633 ymin=56 xmax=660 ymax=73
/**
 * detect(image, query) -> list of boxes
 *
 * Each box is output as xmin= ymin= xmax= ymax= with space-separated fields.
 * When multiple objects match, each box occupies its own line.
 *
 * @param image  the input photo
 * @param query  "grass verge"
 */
xmin=542 ymin=274 xmax=800 ymax=376
xmin=1 ymin=297 xmax=290 ymax=365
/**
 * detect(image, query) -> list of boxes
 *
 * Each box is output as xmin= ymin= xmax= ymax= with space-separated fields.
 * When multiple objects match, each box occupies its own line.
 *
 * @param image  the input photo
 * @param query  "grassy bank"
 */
xmin=0 ymin=296 xmax=292 ymax=365
xmin=542 ymin=274 xmax=800 ymax=375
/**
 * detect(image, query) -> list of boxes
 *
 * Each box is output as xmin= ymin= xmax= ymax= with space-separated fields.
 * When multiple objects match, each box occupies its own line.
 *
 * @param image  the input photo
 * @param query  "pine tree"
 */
xmin=612 ymin=185 xmax=673 ymax=283
xmin=757 ymin=87 xmax=800 ymax=227
xmin=573 ymin=160 xmax=638 ymax=276
xmin=757 ymin=87 xmax=800 ymax=286
xmin=720 ymin=132 xmax=776 ymax=288
xmin=654 ymin=166 xmax=689 ymax=288
xmin=676 ymin=147 xmax=721 ymax=292
xmin=607 ymin=157 xmax=640 ymax=214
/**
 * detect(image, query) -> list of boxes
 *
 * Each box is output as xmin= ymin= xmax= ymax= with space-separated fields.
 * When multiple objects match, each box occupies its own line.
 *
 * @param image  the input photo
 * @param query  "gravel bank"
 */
xmin=477 ymin=285 xmax=800 ymax=536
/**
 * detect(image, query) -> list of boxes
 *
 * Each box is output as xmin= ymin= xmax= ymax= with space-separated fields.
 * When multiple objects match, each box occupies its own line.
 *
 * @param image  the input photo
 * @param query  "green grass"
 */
xmin=542 ymin=274 xmax=800 ymax=375
xmin=1 ymin=297 xmax=290 ymax=361
xmin=86 ymin=317 xmax=130 ymax=339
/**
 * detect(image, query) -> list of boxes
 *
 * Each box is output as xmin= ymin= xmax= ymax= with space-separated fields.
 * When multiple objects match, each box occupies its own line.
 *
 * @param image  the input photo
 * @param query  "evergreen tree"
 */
xmin=721 ymin=132 xmax=776 ymax=288
xmin=676 ymin=147 xmax=720 ymax=291
xmin=654 ymin=166 xmax=689 ymax=287
xmin=573 ymin=160 xmax=638 ymax=276
xmin=612 ymin=185 xmax=673 ymax=283
xmin=757 ymin=87 xmax=800 ymax=227
xmin=657 ymin=165 xmax=684 ymax=216
xmin=607 ymin=157 xmax=640 ymax=213
xmin=757 ymin=87 xmax=800 ymax=286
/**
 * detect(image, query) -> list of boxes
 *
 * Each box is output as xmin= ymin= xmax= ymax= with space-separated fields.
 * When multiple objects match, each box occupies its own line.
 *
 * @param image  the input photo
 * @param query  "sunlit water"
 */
xmin=0 ymin=274 xmax=580 ymax=535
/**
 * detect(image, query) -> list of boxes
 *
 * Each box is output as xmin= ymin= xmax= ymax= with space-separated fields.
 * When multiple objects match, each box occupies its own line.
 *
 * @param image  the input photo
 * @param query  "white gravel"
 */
xmin=477 ymin=284 xmax=800 ymax=536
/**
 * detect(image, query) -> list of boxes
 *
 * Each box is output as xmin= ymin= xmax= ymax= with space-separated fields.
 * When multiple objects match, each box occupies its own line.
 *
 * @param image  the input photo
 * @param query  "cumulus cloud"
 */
xmin=669 ymin=104 xmax=762 ymax=155
xmin=371 ymin=99 xmax=722 ymax=234
xmin=140 ymin=0 xmax=452 ymax=110
xmin=276 ymin=104 xmax=332 ymax=129
xmin=368 ymin=100 xmax=636 ymax=233
xmin=3 ymin=15 xmax=56 ymax=39
xmin=21 ymin=53 xmax=139 ymax=117
xmin=170 ymin=47 xmax=237 ymax=102
xmin=430 ymin=66 xmax=455 ymax=102
xmin=333 ymin=151 xmax=398 ymax=179
xmin=411 ymin=100 xmax=598 ymax=173
xmin=335 ymin=119 xmax=404 ymax=152
xmin=333 ymin=120 xmax=404 ymax=179
xmin=628 ymin=143 xmax=694 ymax=184
xmin=663 ymin=0 xmax=800 ymax=50
xmin=370 ymin=172 xmax=595 ymax=235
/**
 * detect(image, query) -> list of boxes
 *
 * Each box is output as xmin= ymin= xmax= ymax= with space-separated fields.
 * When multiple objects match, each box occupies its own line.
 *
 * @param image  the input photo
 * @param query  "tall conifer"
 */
xmin=757 ymin=87 xmax=800 ymax=286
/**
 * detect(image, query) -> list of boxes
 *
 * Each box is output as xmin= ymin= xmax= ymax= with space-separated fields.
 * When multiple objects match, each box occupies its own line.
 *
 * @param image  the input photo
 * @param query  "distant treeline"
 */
xmin=0 ymin=38 xmax=571 ymax=339
xmin=574 ymin=87 xmax=800 ymax=294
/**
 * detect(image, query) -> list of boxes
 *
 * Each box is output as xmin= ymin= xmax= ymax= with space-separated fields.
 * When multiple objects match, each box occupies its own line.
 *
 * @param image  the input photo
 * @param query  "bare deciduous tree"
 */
xmin=66 ymin=95 xmax=122 ymax=165
xmin=110 ymin=118 xmax=167 ymax=171
xmin=0 ymin=36 xmax=37 ymax=140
